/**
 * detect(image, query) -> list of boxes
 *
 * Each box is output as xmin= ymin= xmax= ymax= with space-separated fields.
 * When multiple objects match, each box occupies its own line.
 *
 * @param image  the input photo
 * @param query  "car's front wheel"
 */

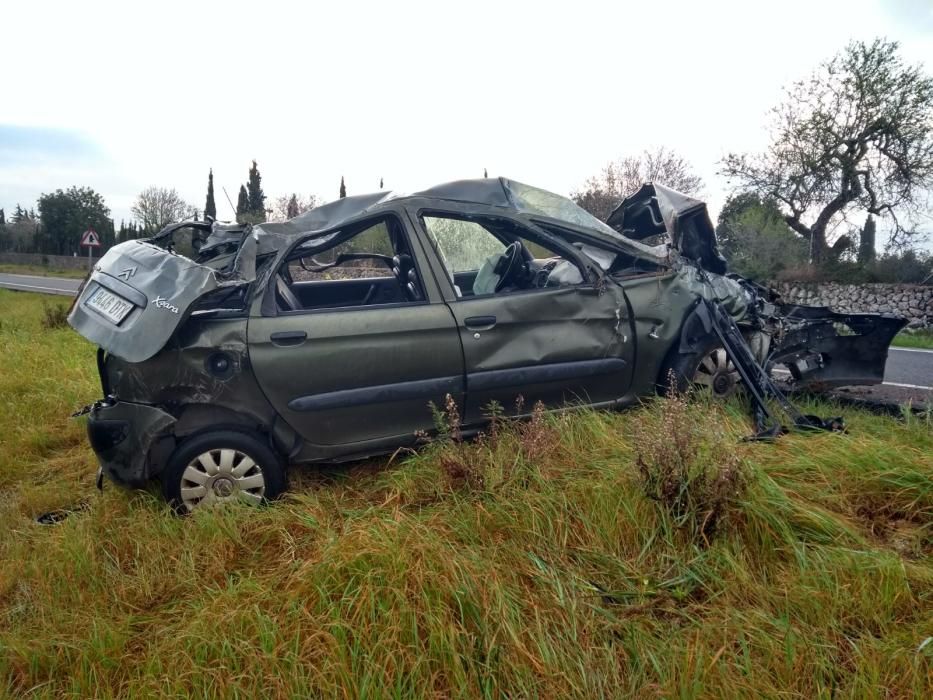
xmin=659 ymin=339 xmax=742 ymax=399
xmin=161 ymin=430 xmax=286 ymax=513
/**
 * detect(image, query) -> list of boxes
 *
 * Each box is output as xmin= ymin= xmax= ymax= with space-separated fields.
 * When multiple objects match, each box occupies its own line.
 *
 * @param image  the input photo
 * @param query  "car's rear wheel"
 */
xmin=659 ymin=339 xmax=742 ymax=398
xmin=162 ymin=430 xmax=286 ymax=513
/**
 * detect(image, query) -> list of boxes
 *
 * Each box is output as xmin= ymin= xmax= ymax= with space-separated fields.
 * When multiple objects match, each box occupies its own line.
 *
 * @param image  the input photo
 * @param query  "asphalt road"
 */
xmin=1 ymin=271 xmax=930 ymax=401
xmin=0 ymin=272 xmax=84 ymax=296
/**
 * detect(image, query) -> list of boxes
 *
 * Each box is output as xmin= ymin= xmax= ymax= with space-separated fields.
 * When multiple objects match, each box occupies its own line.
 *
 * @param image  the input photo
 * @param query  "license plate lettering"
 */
xmin=85 ymin=286 xmax=134 ymax=325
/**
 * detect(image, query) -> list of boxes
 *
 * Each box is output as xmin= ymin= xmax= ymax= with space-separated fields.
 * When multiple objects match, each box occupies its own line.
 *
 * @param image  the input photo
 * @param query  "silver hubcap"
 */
xmin=180 ymin=448 xmax=265 ymax=511
xmin=693 ymin=348 xmax=741 ymax=398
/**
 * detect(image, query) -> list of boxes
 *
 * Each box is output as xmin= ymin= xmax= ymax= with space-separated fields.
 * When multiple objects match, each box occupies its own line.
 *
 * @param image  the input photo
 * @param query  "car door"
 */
xmin=247 ymin=214 xmax=464 ymax=447
xmin=415 ymin=210 xmax=635 ymax=425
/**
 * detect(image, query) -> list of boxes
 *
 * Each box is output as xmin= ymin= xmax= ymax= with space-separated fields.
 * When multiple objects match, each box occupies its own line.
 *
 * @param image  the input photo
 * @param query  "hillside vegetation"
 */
xmin=0 ymin=289 xmax=930 ymax=698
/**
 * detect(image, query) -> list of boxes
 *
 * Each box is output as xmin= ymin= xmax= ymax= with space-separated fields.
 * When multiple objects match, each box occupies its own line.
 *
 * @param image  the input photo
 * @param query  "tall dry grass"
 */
xmin=0 ymin=288 xmax=931 ymax=698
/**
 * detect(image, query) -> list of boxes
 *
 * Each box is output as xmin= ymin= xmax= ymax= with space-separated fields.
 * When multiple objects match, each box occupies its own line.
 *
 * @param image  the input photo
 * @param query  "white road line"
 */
xmin=766 ymin=369 xmax=931 ymax=391
xmin=0 ymin=273 xmax=82 ymax=282
xmin=882 ymin=381 xmax=933 ymax=391
xmin=0 ymin=281 xmax=77 ymax=295
xmin=890 ymin=346 xmax=933 ymax=355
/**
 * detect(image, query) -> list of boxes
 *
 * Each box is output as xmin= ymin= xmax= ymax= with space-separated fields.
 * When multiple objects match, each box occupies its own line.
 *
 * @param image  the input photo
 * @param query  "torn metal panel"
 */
xmin=690 ymin=297 xmax=845 ymax=438
xmin=769 ymin=305 xmax=906 ymax=387
xmin=606 ymin=183 xmax=727 ymax=274
xmin=86 ymin=399 xmax=176 ymax=486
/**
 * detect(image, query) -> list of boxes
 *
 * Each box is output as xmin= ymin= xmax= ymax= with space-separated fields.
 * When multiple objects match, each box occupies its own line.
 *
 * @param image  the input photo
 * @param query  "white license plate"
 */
xmin=85 ymin=286 xmax=134 ymax=324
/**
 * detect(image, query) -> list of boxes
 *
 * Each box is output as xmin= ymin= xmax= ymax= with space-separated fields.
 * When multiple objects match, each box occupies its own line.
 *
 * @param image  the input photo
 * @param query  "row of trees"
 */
xmin=0 ymin=160 xmax=345 ymax=256
xmin=570 ymin=39 xmax=932 ymax=282
xmin=0 ymin=187 xmax=115 ymax=256
xmin=2 ymin=38 xmax=929 ymax=278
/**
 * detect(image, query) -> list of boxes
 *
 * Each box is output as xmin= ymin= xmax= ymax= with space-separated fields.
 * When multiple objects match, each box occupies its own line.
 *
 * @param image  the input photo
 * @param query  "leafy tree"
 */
xmin=204 ymin=168 xmax=217 ymax=221
xmin=270 ymin=194 xmax=318 ymax=222
xmin=858 ymin=215 xmax=877 ymax=264
xmin=722 ymin=39 xmax=933 ymax=264
xmin=572 ymin=147 xmax=704 ymax=221
xmin=339 ymin=176 xmax=346 ymax=199
xmin=236 ymin=185 xmax=249 ymax=223
xmin=246 ymin=160 xmax=266 ymax=222
xmin=131 ymin=186 xmax=196 ymax=235
xmin=716 ymin=193 xmax=807 ymax=280
xmin=1 ymin=218 xmax=38 ymax=253
xmin=37 ymin=187 xmax=111 ymax=255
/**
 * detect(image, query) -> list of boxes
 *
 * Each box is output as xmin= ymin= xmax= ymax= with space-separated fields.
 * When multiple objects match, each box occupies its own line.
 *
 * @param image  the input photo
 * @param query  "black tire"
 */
xmin=161 ymin=430 xmax=286 ymax=513
xmin=657 ymin=337 xmax=741 ymax=398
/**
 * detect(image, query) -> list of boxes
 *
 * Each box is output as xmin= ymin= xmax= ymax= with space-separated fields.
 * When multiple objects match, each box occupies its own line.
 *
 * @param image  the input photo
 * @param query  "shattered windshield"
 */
xmin=504 ymin=180 xmax=619 ymax=235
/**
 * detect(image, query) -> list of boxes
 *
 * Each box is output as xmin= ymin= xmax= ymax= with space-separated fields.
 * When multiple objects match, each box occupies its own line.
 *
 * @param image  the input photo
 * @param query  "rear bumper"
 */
xmin=87 ymin=399 xmax=176 ymax=487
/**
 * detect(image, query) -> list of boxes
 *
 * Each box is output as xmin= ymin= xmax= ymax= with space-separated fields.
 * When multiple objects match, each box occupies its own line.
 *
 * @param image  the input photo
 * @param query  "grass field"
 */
xmin=893 ymin=329 xmax=933 ymax=350
xmin=0 ymin=263 xmax=90 ymax=280
xmin=0 ymin=288 xmax=931 ymax=698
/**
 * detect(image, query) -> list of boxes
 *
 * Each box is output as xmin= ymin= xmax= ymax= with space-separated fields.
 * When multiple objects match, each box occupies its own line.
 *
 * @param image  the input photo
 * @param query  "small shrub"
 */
xmin=635 ymin=381 xmax=746 ymax=543
xmin=430 ymin=394 xmax=485 ymax=492
xmin=516 ymin=400 xmax=557 ymax=464
xmin=40 ymin=303 xmax=69 ymax=330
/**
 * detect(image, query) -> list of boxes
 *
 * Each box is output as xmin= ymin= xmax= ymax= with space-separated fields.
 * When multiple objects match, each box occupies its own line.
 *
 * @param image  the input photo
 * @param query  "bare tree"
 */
xmin=270 ymin=193 xmax=319 ymax=222
xmin=721 ymin=39 xmax=933 ymax=264
xmin=131 ymin=187 xmax=196 ymax=233
xmin=572 ymin=147 xmax=704 ymax=221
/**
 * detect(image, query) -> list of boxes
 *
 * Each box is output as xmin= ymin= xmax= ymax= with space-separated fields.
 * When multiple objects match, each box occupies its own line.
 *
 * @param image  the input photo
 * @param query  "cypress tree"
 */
xmin=379 ymin=177 xmax=384 ymax=189
xmin=858 ymin=215 xmax=877 ymax=264
xmin=246 ymin=160 xmax=266 ymax=221
xmin=339 ymin=176 xmax=347 ymax=199
xmin=236 ymin=185 xmax=249 ymax=222
xmin=0 ymin=208 xmax=5 ymax=226
xmin=286 ymin=194 xmax=299 ymax=219
xmin=204 ymin=168 xmax=217 ymax=221
xmin=13 ymin=204 xmax=25 ymax=223
xmin=484 ymin=168 xmax=488 ymax=178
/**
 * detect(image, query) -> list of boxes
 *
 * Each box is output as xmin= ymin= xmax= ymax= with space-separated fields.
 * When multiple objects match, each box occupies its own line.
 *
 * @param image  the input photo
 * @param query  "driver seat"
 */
xmin=393 ymin=254 xmax=422 ymax=301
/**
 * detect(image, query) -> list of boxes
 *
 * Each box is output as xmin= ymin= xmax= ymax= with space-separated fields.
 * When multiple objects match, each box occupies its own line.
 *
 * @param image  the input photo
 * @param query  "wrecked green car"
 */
xmin=68 ymin=178 xmax=904 ymax=511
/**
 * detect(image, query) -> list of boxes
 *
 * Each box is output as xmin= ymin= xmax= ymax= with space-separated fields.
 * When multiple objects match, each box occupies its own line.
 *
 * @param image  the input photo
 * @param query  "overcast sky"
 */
xmin=1 ymin=0 xmax=932 ymax=237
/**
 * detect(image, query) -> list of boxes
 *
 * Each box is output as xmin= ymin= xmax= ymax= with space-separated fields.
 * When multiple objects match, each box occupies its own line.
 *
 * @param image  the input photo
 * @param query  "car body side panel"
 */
xmin=611 ymin=267 xmax=752 ymax=396
xmin=443 ymin=285 xmax=635 ymax=423
xmin=247 ymin=302 xmax=464 ymax=447
xmin=101 ymin=317 xmax=283 ymax=474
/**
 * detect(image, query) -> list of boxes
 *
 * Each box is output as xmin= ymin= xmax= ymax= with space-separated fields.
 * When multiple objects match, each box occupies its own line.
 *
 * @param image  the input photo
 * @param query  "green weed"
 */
xmin=0 ymin=289 xmax=930 ymax=698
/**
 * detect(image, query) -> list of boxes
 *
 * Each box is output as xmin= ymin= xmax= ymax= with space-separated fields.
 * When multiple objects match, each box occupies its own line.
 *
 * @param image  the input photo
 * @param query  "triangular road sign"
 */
xmin=81 ymin=229 xmax=101 ymax=247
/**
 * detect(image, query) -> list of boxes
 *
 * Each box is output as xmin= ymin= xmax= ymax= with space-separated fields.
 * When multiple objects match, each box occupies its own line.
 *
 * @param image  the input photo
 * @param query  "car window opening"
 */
xmin=531 ymin=221 xmax=666 ymax=278
xmin=275 ymin=216 xmax=425 ymax=313
xmin=421 ymin=214 xmax=585 ymax=297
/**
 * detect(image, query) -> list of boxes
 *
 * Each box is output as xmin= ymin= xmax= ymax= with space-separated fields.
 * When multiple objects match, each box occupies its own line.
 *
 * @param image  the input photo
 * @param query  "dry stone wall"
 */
xmin=770 ymin=282 xmax=932 ymax=328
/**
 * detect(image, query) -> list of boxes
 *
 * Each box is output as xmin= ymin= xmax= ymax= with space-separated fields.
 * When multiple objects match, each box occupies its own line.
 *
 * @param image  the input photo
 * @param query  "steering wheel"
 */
xmin=494 ymin=241 xmax=526 ymax=292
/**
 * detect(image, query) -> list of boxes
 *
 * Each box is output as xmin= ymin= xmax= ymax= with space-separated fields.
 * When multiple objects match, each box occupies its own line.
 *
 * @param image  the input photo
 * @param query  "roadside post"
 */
xmin=80 ymin=228 xmax=101 ymax=269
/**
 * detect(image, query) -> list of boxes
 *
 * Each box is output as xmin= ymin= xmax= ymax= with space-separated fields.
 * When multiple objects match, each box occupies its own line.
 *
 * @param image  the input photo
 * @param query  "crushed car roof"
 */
xmin=198 ymin=177 xmax=646 ymax=254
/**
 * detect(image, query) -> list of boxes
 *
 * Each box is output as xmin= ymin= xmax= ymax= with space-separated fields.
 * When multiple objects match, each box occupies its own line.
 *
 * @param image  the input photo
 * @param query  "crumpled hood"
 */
xmin=606 ymin=183 xmax=727 ymax=274
xmin=68 ymin=241 xmax=220 ymax=363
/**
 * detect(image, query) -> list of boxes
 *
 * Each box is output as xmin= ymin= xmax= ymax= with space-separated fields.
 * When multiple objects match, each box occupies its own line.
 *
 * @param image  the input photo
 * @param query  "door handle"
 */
xmin=464 ymin=315 xmax=497 ymax=331
xmin=270 ymin=331 xmax=307 ymax=347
